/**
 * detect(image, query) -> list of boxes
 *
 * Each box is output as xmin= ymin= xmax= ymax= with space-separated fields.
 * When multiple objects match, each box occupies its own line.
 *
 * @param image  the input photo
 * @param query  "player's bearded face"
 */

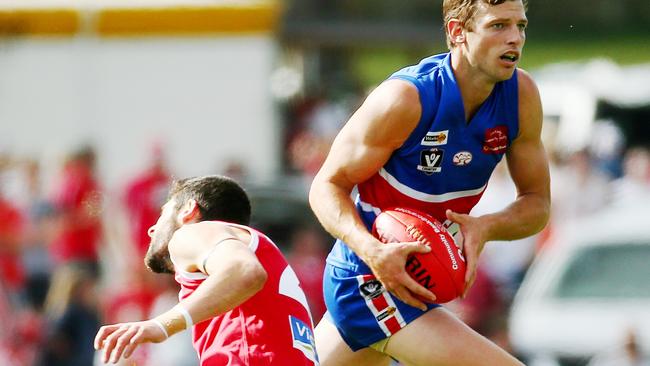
xmin=145 ymin=201 xmax=179 ymax=274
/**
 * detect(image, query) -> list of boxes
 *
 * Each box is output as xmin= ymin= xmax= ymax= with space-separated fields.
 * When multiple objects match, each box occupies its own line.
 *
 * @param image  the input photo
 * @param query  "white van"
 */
xmin=509 ymin=203 xmax=650 ymax=366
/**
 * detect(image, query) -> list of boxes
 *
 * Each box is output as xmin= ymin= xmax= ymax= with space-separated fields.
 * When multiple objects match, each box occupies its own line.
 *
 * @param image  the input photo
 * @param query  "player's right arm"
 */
xmin=94 ymin=223 xmax=267 ymax=364
xmin=309 ymin=79 xmax=436 ymax=310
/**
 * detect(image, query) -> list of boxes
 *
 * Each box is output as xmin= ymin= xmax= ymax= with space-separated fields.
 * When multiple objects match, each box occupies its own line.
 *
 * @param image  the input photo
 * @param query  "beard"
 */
xmin=145 ymin=247 xmax=174 ymax=274
xmin=144 ymin=218 xmax=178 ymax=274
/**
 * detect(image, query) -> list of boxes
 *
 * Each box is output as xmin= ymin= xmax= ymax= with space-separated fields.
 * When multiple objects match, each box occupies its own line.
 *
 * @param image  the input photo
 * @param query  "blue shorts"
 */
xmin=323 ymin=263 xmax=441 ymax=351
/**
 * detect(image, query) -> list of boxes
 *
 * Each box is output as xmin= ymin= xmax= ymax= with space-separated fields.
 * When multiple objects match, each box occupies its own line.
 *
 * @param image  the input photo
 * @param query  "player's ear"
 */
xmin=178 ymin=199 xmax=201 ymax=224
xmin=447 ymin=19 xmax=466 ymax=45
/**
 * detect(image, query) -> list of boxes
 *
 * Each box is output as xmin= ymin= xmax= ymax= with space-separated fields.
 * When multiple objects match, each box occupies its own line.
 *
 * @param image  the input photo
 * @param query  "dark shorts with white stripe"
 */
xmin=322 ymin=263 xmax=441 ymax=351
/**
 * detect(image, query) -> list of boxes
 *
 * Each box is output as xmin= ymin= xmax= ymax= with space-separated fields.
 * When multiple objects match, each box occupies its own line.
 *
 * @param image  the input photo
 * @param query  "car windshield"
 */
xmin=553 ymin=243 xmax=650 ymax=299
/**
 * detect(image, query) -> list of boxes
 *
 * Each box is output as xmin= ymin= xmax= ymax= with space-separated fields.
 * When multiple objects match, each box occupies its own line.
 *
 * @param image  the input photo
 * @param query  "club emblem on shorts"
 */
xmin=417 ymin=148 xmax=444 ymax=175
xmin=452 ymin=151 xmax=472 ymax=166
xmin=357 ymin=274 xmax=406 ymax=337
xmin=483 ymin=126 xmax=508 ymax=154
xmin=360 ymin=279 xmax=385 ymax=300
xmin=421 ymin=130 xmax=448 ymax=146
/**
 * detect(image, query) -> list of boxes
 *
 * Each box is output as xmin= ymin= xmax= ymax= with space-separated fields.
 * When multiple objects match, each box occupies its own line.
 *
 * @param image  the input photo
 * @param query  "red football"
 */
xmin=372 ymin=207 xmax=466 ymax=304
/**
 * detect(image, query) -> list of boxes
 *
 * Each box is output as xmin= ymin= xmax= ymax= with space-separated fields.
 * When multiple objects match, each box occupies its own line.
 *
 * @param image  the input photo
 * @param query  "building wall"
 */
xmin=0 ymin=1 xmax=281 ymax=186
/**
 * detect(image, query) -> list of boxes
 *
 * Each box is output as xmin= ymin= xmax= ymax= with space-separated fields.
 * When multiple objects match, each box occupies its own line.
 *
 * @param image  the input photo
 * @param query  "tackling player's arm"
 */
xmin=309 ymin=79 xmax=436 ymax=311
xmin=162 ymin=223 xmax=267 ymax=329
xmin=446 ymin=69 xmax=551 ymax=296
xmin=94 ymin=223 xmax=267 ymax=364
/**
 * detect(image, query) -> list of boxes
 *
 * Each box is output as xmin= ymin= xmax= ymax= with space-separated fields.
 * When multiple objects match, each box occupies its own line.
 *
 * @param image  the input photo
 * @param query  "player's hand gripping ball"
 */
xmin=372 ymin=207 xmax=466 ymax=303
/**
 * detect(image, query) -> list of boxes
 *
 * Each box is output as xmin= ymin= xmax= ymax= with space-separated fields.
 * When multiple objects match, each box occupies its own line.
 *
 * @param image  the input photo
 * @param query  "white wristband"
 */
xmin=175 ymin=305 xmax=194 ymax=329
xmin=152 ymin=319 xmax=169 ymax=339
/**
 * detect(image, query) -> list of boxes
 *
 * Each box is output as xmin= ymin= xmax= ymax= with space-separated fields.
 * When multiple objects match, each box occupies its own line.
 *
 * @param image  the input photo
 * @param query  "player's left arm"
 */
xmin=94 ymin=224 xmax=267 ymax=364
xmin=446 ymin=69 xmax=551 ymax=296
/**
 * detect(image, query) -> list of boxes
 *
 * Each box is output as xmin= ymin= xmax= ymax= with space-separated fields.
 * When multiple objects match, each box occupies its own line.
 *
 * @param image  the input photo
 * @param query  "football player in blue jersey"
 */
xmin=309 ymin=0 xmax=550 ymax=365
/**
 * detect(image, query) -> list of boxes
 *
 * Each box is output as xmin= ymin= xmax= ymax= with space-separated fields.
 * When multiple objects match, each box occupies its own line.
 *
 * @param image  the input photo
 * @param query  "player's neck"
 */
xmin=450 ymin=50 xmax=497 ymax=122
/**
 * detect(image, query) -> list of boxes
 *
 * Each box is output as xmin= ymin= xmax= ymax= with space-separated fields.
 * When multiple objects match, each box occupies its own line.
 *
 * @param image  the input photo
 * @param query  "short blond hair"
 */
xmin=443 ymin=0 xmax=528 ymax=48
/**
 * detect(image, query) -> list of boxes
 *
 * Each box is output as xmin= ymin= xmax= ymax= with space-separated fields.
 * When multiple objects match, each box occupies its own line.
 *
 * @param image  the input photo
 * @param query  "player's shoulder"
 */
xmin=513 ymin=68 xmax=543 ymax=140
xmin=170 ymin=221 xmax=234 ymax=251
xmin=516 ymin=68 xmax=541 ymax=100
xmin=369 ymin=53 xmax=449 ymax=118
xmin=516 ymin=68 xmax=542 ymax=115
xmin=172 ymin=220 xmax=226 ymax=237
xmin=376 ymin=78 xmax=421 ymax=109
xmin=391 ymin=52 xmax=448 ymax=79
xmin=170 ymin=221 xmax=252 ymax=267
xmin=363 ymin=78 xmax=422 ymax=146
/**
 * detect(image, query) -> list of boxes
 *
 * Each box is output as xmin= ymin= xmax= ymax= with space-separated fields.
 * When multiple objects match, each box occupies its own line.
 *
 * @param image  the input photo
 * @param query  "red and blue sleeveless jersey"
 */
xmin=326 ymin=52 xmax=519 ymax=272
xmin=174 ymin=223 xmax=319 ymax=366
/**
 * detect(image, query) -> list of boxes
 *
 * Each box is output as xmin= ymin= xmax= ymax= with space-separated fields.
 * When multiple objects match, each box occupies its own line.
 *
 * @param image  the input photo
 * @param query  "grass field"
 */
xmin=350 ymin=35 xmax=650 ymax=87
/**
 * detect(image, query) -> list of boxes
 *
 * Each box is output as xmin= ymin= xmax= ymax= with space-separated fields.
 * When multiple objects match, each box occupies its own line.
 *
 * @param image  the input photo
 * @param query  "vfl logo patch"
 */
xmin=359 ymin=279 xmax=384 ymax=300
xmin=289 ymin=316 xmax=318 ymax=364
xmin=417 ymin=148 xmax=444 ymax=175
xmin=452 ymin=151 xmax=472 ymax=166
xmin=421 ymin=130 xmax=449 ymax=146
xmin=483 ymin=126 xmax=508 ymax=154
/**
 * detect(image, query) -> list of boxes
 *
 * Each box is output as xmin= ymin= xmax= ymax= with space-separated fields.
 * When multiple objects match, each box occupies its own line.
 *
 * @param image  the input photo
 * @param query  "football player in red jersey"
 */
xmin=95 ymin=175 xmax=318 ymax=365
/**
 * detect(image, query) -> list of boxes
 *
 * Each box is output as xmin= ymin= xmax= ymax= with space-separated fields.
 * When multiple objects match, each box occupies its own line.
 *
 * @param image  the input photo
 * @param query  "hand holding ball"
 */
xmin=372 ymin=208 xmax=466 ymax=303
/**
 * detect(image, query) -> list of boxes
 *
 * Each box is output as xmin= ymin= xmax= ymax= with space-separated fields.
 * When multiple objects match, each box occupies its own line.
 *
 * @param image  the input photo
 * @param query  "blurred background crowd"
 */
xmin=0 ymin=0 xmax=649 ymax=365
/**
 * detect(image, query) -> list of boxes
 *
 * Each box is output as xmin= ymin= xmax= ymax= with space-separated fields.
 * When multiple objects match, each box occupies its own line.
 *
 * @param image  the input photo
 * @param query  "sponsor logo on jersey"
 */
xmin=376 ymin=307 xmax=397 ymax=322
xmin=417 ymin=148 xmax=444 ymax=174
xmin=359 ymin=279 xmax=384 ymax=300
xmin=421 ymin=130 xmax=449 ymax=146
xmin=289 ymin=316 xmax=319 ymax=364
xmin=483 ymin=126 xmax=508 ymax=154
xmin=452 ymin=151 xmax=473 ymax=166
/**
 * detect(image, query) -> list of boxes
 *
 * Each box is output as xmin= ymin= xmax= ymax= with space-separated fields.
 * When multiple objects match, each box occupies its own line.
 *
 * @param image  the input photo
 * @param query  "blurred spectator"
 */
xmin=0 ymin=189 xmax=26 ymax=297
xmin=0 ymin=152 xmax=32 ymax=210
xmin=123 ymin=146 xmax=170 ymax=258
xmin=98 ymin=267 xmax=161 ymax=365
xmin=6 ymin=297 xmax=46 ymax=366
xmin=0 ymin=156 xmax=45 ymax=366
xmin=589 ymin=120 xmax=626 ymax=179
xmin=550 ymin=149 xmax=611 ymax=227
xmin=37 ymin=263 xmax=101 ymax=366
xmin=0 ymin=279 xmax=20 ymax=366
xmin=222 ymin=159 xmax=248 ymax=183
xmin=609 ymin=147 xmax=650 ymax=207
xmin=286 ymin=226 xmax=328 ymax=323
xmin=304 ymin=97 xmax=349 ymax=142
xmin=287 ymin=128 xmax=332 ymax=178
xmin=587 ymin=327 xmax=650 ymax=366
xmin=20 ymin=159 xmax=57 ymax=307
xmin=50 ymin=146 xmax=103 ymax=271
xmin=287 ymin=94 xmax=352 ymax=180
xmin=104 ymin=267 xmax=159 ymax=325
